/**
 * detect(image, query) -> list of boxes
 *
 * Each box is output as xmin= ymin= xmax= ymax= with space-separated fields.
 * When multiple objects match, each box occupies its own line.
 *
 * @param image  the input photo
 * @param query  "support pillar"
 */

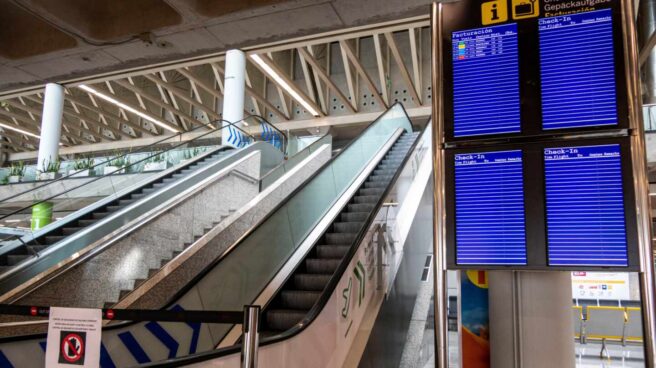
xmin=488 ymin=271 xmax=575 ymax=368
xmin=222 ymin=49 xmax=246 ymax=148
xmin=37 ymin=83 xmax=64 ymax=172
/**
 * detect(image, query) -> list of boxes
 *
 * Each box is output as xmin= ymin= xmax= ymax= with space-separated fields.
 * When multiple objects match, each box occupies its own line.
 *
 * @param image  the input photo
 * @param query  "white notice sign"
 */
xmin=45 ymin=307 xmax=101 ymax=368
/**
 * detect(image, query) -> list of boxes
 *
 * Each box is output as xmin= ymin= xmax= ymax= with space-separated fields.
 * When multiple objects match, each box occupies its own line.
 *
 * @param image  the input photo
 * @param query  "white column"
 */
xmin=221 ymin=49 xmax=246 ymax=148
xmin=37 ymin=83 xmax=64 ymax=173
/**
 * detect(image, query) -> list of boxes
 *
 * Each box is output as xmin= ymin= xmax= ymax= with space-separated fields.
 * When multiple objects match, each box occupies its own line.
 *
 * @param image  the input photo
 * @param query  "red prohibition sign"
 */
xmin=61 ymin=333 xmax=84 ymax=363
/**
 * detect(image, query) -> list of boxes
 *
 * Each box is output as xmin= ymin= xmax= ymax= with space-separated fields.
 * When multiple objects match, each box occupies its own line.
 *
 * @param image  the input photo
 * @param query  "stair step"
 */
xmin=325 ymin=233 xmax=356 ymax=245
xmin=353 ymin=195 xmax=379 ymax=204
xmin=359 ymin=187 xmax=384 ymax=196
xmin=133 ymin=278 xmax=147 ymax=289
xmin=341 ymin=212 xmax=368 ymax=222
xmin=131 ymin=193 xmax=146 ymax=200
xmin=265 ymin=309 xmax=306 ymax=331
xmin=333 ymin=222 xmax=363 ymax=233
xmin=62 ymin=227 xmax=81 ymax=236
xmin=293 ymin=273 xmax=331 ymax=291
xmin=119 ymin=289 xmax=131 ymax=300
xmin=44 ymin=235 xmax=66 ymax=244
xmin=305 ymin=258 xmax=341 ymax=274
xmin=118 ymin=199 xmax=134 ymax=206
xmin=92 ymin=212 xmax=110 ymax=220
xmin=347 ymin=203 xmax=376 ymax=213
xmin=279 ymin=290 xmax=321 ymax=310
xmin=78 ymin=219 xmax=98 ymax=227
xmin=6 ymin=254 xmax=29 ymax=266
xmin=364 ymin=181 xmax=386 ymax=189
xmin=28 ymin=245 xmax=47 ymax=253
xmin=148 ymin=268 xmax=159 ymax=278
xmin=106 ymin=205 xmax=122 ymax=212
xmin=316 ymin=245 xmax=350 ymax=259
xmin=104 ymin=302 xmax=115 ymax=309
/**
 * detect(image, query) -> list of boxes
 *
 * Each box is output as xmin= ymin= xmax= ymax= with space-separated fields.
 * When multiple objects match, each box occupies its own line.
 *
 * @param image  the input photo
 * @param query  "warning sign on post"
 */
xmin=46 ymin=307 xmax=101 ymax=368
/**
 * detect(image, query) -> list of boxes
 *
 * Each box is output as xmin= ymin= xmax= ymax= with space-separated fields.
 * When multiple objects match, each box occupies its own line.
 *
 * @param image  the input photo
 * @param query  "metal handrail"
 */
xmin=0 ymin=119 xmax=255 ymax=224
xmin=0 ymin=118 xmax=256 ymax=206
xmin=245 ymin=114 xmax=289 ymax=156
xmin=0 ymin=303 xmax=261 ymax=368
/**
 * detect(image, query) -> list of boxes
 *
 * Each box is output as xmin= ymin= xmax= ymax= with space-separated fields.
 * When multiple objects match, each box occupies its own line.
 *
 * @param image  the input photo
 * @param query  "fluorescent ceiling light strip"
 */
xmin=78 ymin=84 xmax=180 ymax=133
xmin=0 ymin=121 xmax=40 ymax=139
xmin=250 ymin=54 xmax=320 ymax=117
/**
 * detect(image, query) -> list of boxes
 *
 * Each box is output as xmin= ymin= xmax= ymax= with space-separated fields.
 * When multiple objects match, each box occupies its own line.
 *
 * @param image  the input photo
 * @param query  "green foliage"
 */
xmin=73 ymin=157 xmax=95 ymax=171
xmin=0 ymin=176 xmax=8 ymax=185
xmin=149 ymin=152 xmax=166 ymax=163
xmin=9 ymin=161 xmax=25 ymax=177
xmin=109 ymin=153 xmax=127 ymax=168
xmin=40 ymin=157 xmax=61 ymax=173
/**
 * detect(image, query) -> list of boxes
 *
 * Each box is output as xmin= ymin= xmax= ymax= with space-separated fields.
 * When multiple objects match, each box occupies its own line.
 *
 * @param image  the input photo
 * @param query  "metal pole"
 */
xmin=241 ymin=305 xmax=261 ymax=368
xmin=430 ymin=3 xmax=449 ymax=368
xmin=622 ymin=0 xmax=656 ymax=365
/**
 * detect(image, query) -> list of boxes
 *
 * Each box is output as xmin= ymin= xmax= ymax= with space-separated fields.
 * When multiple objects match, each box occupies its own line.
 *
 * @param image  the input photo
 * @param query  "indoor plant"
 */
xmin=70 ymin=157 xmax=95 ymax=177
xmin=37 ymin=157 xmax=62 ymax=181
xmin=144 ymin=152 xmax=168 ymax=172
xmin=8 ymin=161 xmax=25 ymax=183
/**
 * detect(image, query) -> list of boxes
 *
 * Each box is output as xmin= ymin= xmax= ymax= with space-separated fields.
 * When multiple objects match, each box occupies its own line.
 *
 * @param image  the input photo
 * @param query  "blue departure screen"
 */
xmin=455 ymin=150 xmax=527 ymax=265
xmin=544 ymin=144 xmax=628 ymax=267
xmin=452 ymin=24 xmax=521 ymax=137
xmin=539 ymin=9 xmax=618 ymax=130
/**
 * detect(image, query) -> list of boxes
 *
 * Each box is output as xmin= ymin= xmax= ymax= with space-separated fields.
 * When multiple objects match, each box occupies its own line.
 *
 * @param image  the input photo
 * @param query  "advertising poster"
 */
xmin=461 ymin=270 xmax=490 ymax=368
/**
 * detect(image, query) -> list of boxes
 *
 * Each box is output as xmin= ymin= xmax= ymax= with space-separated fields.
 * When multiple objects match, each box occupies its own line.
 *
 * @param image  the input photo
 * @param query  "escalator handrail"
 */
xmin=0 ymin=118 xmax=256 ymax=206
xmin=258 ymin=132 xmax=331 ymax=189
xmin=0 ymin=103 xmax=411 ymax=345
xmin=244 ymin=114 xmax=289 ymax=156
xmin=146 ymin=113 xmax=431 ymax=367
xmin=0 ymin=119 xmax=257 ymax=225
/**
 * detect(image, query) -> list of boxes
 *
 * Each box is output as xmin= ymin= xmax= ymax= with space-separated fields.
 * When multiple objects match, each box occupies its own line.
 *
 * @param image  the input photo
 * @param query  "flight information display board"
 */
xmin=454 ymin=150 xmax=527 ymax=265
xmin=451 ymin=24 xmax=521 ymax=137
xmin=539 ymin=9 xmax=618 ymax=130
xmin=544 ymin=144 xmax=628 ymax=267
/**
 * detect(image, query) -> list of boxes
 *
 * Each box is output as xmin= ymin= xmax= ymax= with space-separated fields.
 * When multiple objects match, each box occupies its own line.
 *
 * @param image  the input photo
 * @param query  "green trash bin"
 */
xmin=31 ymin=202 xmax=53 ymax=231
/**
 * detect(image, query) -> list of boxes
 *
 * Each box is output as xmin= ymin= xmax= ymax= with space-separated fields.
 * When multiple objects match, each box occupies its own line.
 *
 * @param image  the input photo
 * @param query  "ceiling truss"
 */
xmin=0 ymin=18 xmax=431 ymax=157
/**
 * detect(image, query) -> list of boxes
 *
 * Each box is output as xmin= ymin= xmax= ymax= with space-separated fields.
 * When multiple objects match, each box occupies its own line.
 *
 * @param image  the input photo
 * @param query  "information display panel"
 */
xmin=441 ymin=0 xmax=628 ymax=141
xmin=454 ymin=150 xmax=527 ymax=265
xmin=539 ymin=9 xmax=618 ymax=130
xmin=452 ymin=24 xmax=521 ymax=137
xmin=445 ymin=138 xmax=638 ymax=271
xmin=544 ymin=144 xmax=628 ymax=267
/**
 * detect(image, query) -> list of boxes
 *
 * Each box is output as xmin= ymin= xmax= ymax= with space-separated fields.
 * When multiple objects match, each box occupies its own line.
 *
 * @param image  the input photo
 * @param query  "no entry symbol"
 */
xmin=59 ymin=331 xmax=86 ymax=365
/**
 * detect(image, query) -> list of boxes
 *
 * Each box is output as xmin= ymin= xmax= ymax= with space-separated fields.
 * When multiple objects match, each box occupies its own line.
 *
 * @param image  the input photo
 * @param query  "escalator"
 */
xmin=263 ymin=131 xmax=418 ymax=333
xmin=0 ymin=147 xmax=234 ymax=272
xmin=0 ymin=118 xmax=285 ymax=302
xmin=0 ymin=103 xmax=421 ymax=368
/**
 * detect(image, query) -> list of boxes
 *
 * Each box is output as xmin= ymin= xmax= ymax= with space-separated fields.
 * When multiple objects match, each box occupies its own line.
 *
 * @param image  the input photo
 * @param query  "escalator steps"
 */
xmin=263 ymin=131 xmax=419 ymax=334
xmin=305 ymin=258 xmax=341 ymax=274
xmin=280 ymin=290 xmax=322 ymax=309
xmin=266 ymin=310 xmax=307 ymax=332
xmin=293 ymin=274 xmax=331 ymax=291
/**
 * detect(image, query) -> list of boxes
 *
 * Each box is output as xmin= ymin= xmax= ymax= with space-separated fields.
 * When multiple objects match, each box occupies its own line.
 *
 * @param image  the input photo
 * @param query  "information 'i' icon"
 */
xmin=481 ymin=0 xmax=508 ymax=25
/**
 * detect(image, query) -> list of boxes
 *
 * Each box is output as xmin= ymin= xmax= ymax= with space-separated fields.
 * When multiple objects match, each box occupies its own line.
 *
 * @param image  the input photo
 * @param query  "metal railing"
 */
xmin=0 ymin=303 xmax=262 ymax=368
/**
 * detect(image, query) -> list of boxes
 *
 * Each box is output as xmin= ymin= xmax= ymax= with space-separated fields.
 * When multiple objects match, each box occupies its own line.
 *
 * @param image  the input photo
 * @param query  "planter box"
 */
xmin=37 ymin=172 xmax=62 ymax=181
xmin=144 ymin=161 xmax=168 ymax=172
xmin=103 ymin=166 xmax=125 ymax=175
xmin=70 ymin=169 xmax=92 ymax=178
xmin=8 ymin=175 xmax=21 ymax=183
